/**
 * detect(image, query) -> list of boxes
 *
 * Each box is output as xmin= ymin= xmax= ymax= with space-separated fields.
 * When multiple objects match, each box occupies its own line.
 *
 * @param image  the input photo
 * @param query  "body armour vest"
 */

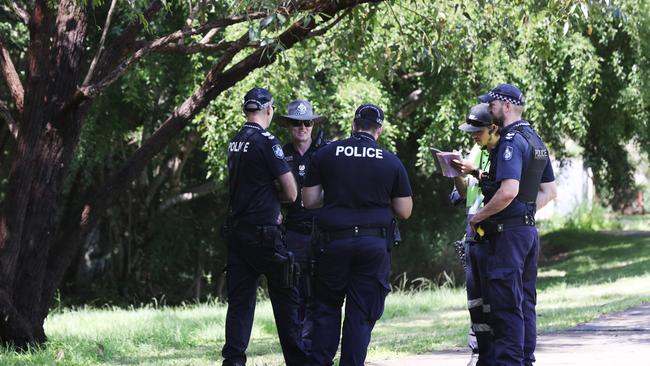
xmin=482 ymin=123 xmax=549 ymax=205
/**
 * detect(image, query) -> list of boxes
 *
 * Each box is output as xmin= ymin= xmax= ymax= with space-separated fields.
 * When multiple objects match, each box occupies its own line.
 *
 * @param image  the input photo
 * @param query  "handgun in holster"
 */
xmin=387 ymin=218 xmax=401 ymax=252
xmin=260 ymin=225 xmax=296 ymax=289
xmin=305 ymin=217 xmax=322 ymax=299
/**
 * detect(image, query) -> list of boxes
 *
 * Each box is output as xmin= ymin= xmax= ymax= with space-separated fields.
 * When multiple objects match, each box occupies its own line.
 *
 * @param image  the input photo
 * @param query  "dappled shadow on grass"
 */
xmin=370 ymin=310 xmax=468 ymax=355
xmin=105 ymin=346 xmax=218 ymax=365
xmin=538 ymin=230 xmax=650 ymax=290
xmin=86 ymin=335 xmax=283 ymax=365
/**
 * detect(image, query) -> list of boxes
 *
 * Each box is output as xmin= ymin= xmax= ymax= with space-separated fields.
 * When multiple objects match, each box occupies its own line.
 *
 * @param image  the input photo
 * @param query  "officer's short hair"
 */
xmin=511 ymin=104 xmax=524 ymax=115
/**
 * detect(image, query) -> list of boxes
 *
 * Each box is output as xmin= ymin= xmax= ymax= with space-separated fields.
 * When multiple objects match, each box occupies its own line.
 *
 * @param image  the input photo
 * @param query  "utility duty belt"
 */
xmin=322 ymin=226 xmax=387 ymax=242
xmin=477 ymin=214 xmax=535 ymax=238
xmin=285 ymin=222 xmax=313 ymax=235
xmin=221 ymin=220 xmax=299 ymax=289
xmin=305 ymin=220 xmax=401 ymax=298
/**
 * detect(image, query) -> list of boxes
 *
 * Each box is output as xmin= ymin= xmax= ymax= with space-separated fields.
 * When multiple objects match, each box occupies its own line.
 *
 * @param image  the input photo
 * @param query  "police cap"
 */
xmin=478 ymin=83 xmax=526 ymax=106
xmin=243 ymin=87 xmax=274 ymax=112
xmin=459 ymin=103 xmax=493 ymax=133
xmin=354 ymin=103 xmax=384 ymax=126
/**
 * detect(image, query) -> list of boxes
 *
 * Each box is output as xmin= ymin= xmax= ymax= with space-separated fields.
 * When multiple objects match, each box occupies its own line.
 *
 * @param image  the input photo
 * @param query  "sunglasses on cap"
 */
xmin=289 ymin=120 xmax=314 ymax=127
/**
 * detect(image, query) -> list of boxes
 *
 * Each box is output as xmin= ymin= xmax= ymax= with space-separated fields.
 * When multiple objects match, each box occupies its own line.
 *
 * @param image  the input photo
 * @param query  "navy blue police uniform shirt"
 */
xmin=283 ymin=143 xmax=318 ymax=225
xmin=489 ymin=120 xmax=555 ymax=220
xmin=304 ymin=132 xmax=412 ymax=230
xmin=228 ymin=122 xmax=291 ymax=226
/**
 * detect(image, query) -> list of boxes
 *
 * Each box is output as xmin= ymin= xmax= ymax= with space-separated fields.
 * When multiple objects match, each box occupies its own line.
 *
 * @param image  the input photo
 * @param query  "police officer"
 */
xmin=449 ymin=103 xmax=499 ymax=366
xmin=221 ymin=87 xmax=308 ymax=366
xmin=470 ymin=84 xmax=557 ymax=366
xmin=278 ymin=99 xmax=328 ymax=351
xmin=302 ymin=103 xmax=413 ymax=366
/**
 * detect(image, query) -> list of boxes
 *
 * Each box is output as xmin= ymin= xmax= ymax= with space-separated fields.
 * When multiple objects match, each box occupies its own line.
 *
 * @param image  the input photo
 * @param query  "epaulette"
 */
xmin=261 ymin=131 xmax=275 ymax=140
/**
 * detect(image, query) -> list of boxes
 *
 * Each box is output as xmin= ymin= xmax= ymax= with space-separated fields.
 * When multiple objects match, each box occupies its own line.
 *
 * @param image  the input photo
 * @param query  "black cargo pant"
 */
xmin=222 ymin=227 xmax=308 ymax=366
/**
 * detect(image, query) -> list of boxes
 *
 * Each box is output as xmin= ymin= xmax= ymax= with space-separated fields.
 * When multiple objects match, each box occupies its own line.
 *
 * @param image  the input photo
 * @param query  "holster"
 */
xmin=477 ymin=219 xmax=503 ymax=238
xmin=388 ymin=218 xmax=401 ymax=252
xmin=305 ymin=218 xmax=322 ymax=299
xmin=272 ymin=250 xmax=297 ymax=289
xmin=259 ymin=225 xmax=297 ymax=289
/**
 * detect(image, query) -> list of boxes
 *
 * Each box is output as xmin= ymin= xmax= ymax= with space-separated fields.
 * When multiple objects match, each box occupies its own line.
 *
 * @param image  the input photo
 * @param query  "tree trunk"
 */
xmin=0 ymin=0 xmax=88 ymax=348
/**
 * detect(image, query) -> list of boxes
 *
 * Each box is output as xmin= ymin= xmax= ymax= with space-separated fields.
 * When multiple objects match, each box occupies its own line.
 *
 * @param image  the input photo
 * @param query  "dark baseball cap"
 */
xmin=242 ymin=87 xmax=274 ymax=112
xmin=277 ymin=99 xmax=326 ymax=124
xmin=478 ymin=83 xmax=526 ymax=106
xmin=354 ymin=103 xmax=384 ymax=125
xmin=459 ymin=103 xmax=493 ymax=133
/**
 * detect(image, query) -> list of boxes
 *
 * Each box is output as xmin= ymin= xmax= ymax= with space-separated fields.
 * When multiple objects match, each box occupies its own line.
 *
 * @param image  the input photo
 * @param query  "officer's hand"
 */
xmin=469 ymin=214 xmax=481 ymax=232
xmin=451 ymin=159 xmax=476 ymax=176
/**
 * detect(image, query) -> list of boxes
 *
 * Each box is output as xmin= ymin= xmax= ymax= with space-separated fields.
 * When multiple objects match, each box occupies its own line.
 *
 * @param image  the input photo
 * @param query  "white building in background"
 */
xmin=536 ymin=158 xmax=595 ymax=220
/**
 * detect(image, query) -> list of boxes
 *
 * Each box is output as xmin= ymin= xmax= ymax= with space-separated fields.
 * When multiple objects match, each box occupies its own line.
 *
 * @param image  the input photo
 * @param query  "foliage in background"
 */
xmin=2 ymin=0 xmax=649 ymax=307
xmin=539 ymin=203 xmax=623 ymax=233
xmin=79 ymin=0 xmax=650 ymax=300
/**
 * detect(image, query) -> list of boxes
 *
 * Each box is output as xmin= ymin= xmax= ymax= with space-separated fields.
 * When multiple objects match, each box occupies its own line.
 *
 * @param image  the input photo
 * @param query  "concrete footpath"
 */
xmin=368 ymin=302 xmax=650 ymax=366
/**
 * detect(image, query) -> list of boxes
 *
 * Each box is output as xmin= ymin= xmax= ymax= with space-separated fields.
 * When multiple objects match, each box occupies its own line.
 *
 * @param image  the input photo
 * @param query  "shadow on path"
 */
xmin=368 ymin=302 xmax=650 ymax=366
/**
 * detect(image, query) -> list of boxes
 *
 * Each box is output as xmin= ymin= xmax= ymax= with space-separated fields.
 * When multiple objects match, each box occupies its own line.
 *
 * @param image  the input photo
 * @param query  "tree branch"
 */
xmin=183 ymin=0 xmax=201 ymax=31
xmin=58 ymin=10 xmax=269 ymax=116
xmin=0 ymin=100 xmax=19 ymax=139
xmin=145 ymin=130 xmax=200 ymax=207
xmin=85 ymin=0 xmax=164 ymax=85
xmin=155 ymin=40 xmax=234 ymax=54
xmin=0 ymin=36 xmax=24 ymax=112
xmin=1 ymin=2 xmax=30 ymax=25
xmin=200 ymin=28 xmax=219 ymax=44
xmin=307 ymin=8 xmax=352 ymax=38
xmin=160 ymin=182 xmax=215 ymax=211
xmin=397 ymin=89 xmax=424 ymax=119
xmin=93 ymin=1 xmax=370 ymax=209
xmin=82 ymin=0 xmax=119 ymax=85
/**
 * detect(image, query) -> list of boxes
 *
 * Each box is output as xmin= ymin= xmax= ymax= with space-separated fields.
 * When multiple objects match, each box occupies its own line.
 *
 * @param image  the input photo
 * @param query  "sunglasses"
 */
xmin=289 ymin=120 xmax=314 ymax=128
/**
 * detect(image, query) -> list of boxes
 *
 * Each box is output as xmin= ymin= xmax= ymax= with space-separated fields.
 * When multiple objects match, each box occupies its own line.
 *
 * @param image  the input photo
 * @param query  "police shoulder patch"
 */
xmin=503 ymin=146 xmax=513 ymax=161
xmin=272 ymin=144 xmax=284 ymax=159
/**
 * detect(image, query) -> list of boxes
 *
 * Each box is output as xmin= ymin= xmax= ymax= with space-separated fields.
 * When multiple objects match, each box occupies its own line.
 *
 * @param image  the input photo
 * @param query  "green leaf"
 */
xmin=260 ymin=14 xmax=275 ymax=29
xmin=563 ymin=20 xmax=570 ymax=35
xmin=248 ymin=26 xmax=260 ymax=41
xmin=580 ymin=2 xmax=589 ymax=18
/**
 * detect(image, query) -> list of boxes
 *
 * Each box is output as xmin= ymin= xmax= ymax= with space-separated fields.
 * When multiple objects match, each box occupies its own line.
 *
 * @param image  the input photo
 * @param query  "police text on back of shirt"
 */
xmin=334 ymin=145 xmax=383 ymax=159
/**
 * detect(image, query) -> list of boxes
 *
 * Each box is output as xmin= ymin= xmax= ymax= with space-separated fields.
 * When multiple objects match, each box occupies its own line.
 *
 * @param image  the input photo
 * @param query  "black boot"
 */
xmin=222 ymin=360 xmax=245 ymax=366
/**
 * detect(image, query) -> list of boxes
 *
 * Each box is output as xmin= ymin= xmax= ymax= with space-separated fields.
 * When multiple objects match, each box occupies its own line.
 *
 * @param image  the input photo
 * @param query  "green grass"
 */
xmin=2 ymin=229 xmax=649 ymax=365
